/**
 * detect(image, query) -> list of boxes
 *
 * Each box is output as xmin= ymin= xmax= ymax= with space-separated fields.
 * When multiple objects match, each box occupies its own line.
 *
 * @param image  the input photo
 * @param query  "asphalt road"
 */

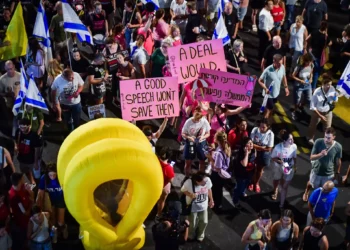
xmin=0 ymin=1 xmax=349 ymax=249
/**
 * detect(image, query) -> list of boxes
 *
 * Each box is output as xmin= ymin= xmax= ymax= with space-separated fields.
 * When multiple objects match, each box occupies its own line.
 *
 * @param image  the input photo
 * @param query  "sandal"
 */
xmin=271 ymin=189 xmax=278 ymax=200
xmin=302 ymin=192 xmax=309 ymax=202
xmin=255 ymin=184 xmax=261 ymax=193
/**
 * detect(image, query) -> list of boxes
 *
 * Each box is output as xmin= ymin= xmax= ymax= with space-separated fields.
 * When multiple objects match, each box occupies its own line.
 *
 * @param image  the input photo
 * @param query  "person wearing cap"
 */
xmin=181 ymin=106 xmax=211 ymax=176
xmin=87 ymin=53 xmax=109 ymax=105
xmin=270 ymin=130 xmax=297 ymax=208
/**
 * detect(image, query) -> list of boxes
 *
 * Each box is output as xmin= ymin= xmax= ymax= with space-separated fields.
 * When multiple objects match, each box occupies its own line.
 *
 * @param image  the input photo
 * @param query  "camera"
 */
xmin=152 ymin=201 xmax=189 ymax=250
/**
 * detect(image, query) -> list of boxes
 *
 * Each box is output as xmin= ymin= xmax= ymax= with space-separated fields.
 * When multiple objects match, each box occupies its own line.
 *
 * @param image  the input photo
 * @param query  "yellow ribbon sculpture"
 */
xmin=57 ymin=118 xmax=163 ymax=249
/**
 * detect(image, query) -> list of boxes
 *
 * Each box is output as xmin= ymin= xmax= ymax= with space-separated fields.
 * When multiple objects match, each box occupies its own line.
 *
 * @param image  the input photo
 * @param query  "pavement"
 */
xmin=0 ymin=1 xmax=349 ymax=249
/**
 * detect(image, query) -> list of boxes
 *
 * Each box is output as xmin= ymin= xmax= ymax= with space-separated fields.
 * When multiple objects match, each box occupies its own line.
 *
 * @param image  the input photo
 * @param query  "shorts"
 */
xmin=163 ymin=182 xmax=171 ymax=195
xmin=237 ymin=7 xmax=248 ymax=21
xmin=309 ymin=170 xmax=334 ymax=189
xmin=250 ymin=0 xmax=265 ymax=9
xmin=274 ymin=21 xmax=282 ymax=31
xmin=51 ymin=198 xmax=66 ymax=209
xmin=266 ymin=98 xmax=278 ymax=110
xmin=273 ymin=165 xmax=294 ymax=182
xmin=256 ymin=151 xmax=271 ymax=168
xmin=183 ymin=140 xmax=207 ymax=161
xmin=19 ymin=163 xmax=34 ymax=174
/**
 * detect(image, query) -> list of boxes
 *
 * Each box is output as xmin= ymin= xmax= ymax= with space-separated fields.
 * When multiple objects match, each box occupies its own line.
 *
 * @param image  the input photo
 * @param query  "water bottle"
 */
xmin=51 ymin=226 xmax=57 ymax=244
xmin=189 ymin=142 xmax=195 ymax=156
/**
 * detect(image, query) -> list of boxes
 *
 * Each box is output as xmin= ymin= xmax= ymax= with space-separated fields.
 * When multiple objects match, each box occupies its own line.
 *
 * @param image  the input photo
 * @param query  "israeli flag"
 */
xmin=260 ymin=84 xmax=274 ymax=113
xmin=33 ymin=2 xmax=53 ymax=70
xmin=62 ymin=0 xmax=93 ymax=45
xmin=213 ymin=0 xmax=230 ymax=46
xmin=233 ymin=0 xmax=240 ymax=9
xmin=141 ymin=0 xmax=159 ymax=10
xmin=337 ymin=61 xmax=350 ymax=98
xmin=12 ymin=61 xmax=28 ymax=116
xmin=25 ymin=75 xmax=49 ymax=112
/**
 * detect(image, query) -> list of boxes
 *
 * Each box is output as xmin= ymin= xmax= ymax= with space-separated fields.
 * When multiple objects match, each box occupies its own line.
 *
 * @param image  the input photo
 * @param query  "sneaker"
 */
xmin=233 ymin=203 xmax=242 ymax=209
xmin=291 ymin=111 xmax=296 ymax=120
xmin=252 ymin=25 xmax=257 ymax=32
xmin=248 ymin=184 xmax=254 ymax=191
xmin=308 ymin=138 xmax=315 ymax=145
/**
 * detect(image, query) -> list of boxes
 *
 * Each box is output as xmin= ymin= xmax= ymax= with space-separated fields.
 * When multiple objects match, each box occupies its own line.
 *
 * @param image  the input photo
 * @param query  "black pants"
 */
xmin=211 ymin=171 xmax=232 ymax=209
xmin=258 ymin=29 xmax=270 ymax=60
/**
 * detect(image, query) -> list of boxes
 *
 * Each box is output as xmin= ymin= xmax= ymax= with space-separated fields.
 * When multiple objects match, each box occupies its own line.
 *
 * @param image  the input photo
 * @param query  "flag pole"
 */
xmin=129 ymin=0 xmax=140 ymax=24
xmin=65 ymin=31 xmax=72 ymax=69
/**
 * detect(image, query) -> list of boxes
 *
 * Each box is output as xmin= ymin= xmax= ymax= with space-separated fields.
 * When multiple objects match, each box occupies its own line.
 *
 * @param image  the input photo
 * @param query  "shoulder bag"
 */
xmin=180 ymin=178 xmax=196 ymax=216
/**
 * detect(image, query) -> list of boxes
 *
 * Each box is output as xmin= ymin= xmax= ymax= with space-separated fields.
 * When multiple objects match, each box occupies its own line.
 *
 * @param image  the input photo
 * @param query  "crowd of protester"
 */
xmin=0 ymin=0 xmax=350 ymax=249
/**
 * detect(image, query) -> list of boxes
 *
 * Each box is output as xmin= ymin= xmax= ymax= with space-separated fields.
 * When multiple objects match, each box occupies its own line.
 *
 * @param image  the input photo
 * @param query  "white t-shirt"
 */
xmin=250 ymin=127 xmax=274 ymax=148
xmin=170 ymin=0 xmax=188 ymax=32
xmin=181 ymin=177 xmax=213 ymax=213
xmin=182 ymin=117 xmax=211 ymax=139
xmin=51 ymin=72 xmax=84 ymax=105
xmin=271 ymin=143 xmax=297 ymax=167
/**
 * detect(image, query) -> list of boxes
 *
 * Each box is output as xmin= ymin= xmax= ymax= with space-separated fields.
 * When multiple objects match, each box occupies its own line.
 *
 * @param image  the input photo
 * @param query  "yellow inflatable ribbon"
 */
xmin=57 ymin=118 xmax=163 ymax=249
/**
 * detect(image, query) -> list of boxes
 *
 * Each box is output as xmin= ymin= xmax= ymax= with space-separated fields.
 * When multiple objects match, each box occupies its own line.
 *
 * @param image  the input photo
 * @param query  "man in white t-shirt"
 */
xmin=170 ymin=0 xmax=188 ymax=35
xmin=51 ymin=69 xmax=84 ymax=132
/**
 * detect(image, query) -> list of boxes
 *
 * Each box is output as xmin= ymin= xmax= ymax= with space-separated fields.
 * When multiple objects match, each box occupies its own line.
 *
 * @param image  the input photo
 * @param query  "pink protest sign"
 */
xmin=195 ymin=68 xmax=256 ymax=107
xmin=167 ymin=39 xmax=226 ymax=83
xmin=120 ymin=77 xmax=180 ymax=121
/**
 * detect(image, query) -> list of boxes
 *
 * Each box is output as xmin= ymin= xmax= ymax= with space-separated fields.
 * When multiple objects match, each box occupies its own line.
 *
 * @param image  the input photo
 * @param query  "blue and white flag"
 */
xmin=337 ymin=61 xmax=350 ymax=98
xmin=233 ymin=0 xmax=240 ymax=9
xmin=33 ymin=2 xmax=53 ymax=70
xmin=12 ymin=61 xmax=28 ymax=116
xmin=62 ymin=0 xmax=93 ymax=45
xmin=141 ymin=0 xmax=159 ymax=10
xmin=260 ymin=84 xmax=274 ymax=113
xmin=213 ymin=0 xmax=230 ymax=46
xmin=25 ymin=75 xmax=49 ymax=112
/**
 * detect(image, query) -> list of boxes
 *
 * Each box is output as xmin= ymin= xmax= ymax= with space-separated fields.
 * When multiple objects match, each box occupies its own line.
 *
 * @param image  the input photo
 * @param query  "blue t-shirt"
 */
xmin=38 ymin=175 xmax=64 ymax=204
xmin=309 ymin=187 xmax=338 ymax=219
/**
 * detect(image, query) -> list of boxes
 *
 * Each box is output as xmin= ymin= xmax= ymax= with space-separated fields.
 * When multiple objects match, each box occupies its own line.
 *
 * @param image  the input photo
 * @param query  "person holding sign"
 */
xmin=181 ymin=106 xmax=211 ymax=176
xmin=270 ymin=130 xmax=297 ymax=208
xmin=87 ymin=53 xmax=109 ymax=105
xmin=258 ymin=54 xmax=289 ymax=120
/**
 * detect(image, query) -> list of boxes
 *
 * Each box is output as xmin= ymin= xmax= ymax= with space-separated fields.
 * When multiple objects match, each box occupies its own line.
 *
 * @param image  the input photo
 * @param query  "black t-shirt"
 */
xmin=263 ymin=45 xmax=286 ymax=67
xmin=87 ymin=64 xmax=107 ymax=97
xmin=228 ymin=50 xmax=246 ymax=73
xmin=304 ymin=0 xmax=327 ymax=29
xmin=72 ymin=58 xmax=90 ymax=76
xmin=86 ymin=13 xmax=106 ymax=36
xmin=185 ymin=13 xmax=201 ymax=44
xmin=224 ymin=11 xmax=238 ymax=38
xmin=234 ymin=149 xmax=256 ymax=179
xmin=309 ymin=30 xmax=330 ymax=59
xmin=16 ymin=130 xmax=39 ymax=164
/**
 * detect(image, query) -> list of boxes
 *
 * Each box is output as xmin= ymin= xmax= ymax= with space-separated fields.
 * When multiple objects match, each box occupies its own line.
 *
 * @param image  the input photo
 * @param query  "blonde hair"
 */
xmin=295 ymin=15 xmax=304 ymax=22
xmin=215 ymin=131 xmax=231 ymax=157
xmin=47 ymin=59 xmax=63 ymax=78
xmin=169 ymin=24 xmax=180 ymax=38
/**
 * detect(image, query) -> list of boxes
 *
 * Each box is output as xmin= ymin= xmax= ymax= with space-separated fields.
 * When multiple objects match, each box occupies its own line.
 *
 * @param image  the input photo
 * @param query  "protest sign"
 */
xmin=167 ymin=39 xmax=226 ymax=83
xmin=120 ymin=77 xmax=180 ymax=121
xmin=88 ymin=104 xmax=106 ymax=119
xmin=195 ymin=68 xmax=256 ymax=107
